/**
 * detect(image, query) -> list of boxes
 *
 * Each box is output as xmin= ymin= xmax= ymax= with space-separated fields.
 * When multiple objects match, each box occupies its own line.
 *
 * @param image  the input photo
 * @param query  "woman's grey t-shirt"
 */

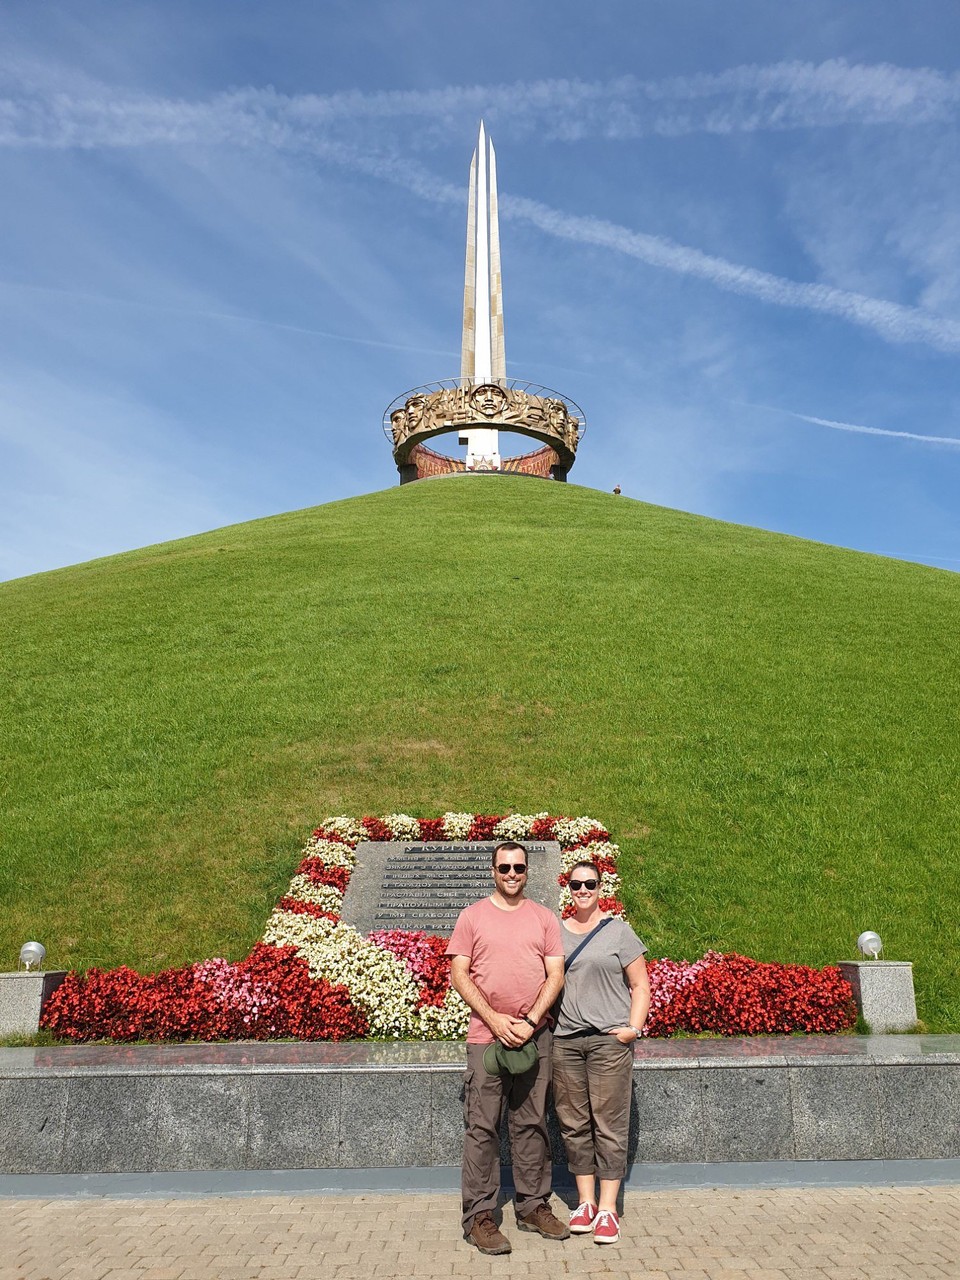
xmin=555 ymin=918 xmax=647 ymax=1036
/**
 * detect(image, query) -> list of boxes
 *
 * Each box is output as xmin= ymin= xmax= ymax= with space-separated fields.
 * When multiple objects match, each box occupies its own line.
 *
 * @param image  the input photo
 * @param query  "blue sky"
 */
xmin=2 ymin=1 xmax=960 ymax=579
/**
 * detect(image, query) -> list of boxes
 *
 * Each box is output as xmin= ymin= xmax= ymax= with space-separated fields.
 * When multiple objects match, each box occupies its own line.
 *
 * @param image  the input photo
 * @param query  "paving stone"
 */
xmin=3 ymin=1185 xmax=960 ymax=1278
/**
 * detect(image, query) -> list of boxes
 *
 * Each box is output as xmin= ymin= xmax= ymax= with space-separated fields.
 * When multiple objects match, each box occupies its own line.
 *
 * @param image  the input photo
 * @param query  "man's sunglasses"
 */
xmin=496 ymin=862 xmax=528 ymax=874
xmin=569 ymin=878 xmax=599 ymax=891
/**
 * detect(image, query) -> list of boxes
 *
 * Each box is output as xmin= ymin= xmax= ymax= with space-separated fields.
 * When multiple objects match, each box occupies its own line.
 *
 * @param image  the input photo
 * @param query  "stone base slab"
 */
xmin=2 ymin=1035 xmax=959 ymax=1175
xmin=0 ymin=972 xmax=67 ymax=1037
xmin=839 ymin=960 xmax=918 ymax=1032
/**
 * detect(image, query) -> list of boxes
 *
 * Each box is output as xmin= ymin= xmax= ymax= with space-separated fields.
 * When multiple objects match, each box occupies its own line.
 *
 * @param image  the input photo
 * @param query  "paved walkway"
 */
xmin=3 ymin=1185 xmax=959 ymax=1279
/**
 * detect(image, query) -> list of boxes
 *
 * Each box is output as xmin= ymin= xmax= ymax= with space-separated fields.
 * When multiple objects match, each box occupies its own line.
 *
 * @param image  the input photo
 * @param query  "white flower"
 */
xmin=601 ymin=871 xmax=621 ymax=895
xmin=285 ymin=876 xmax=344 ymax=913
xmin=320 ymin=816 xmax=366 ymax=844
xmin=553 ymin=817 xmax=608 ymax=847
xmin=417 ymin=987 xmax=470 ymax=1038
xmin=263 ymin=914 xmax=420 ymax=1038
xmin=301 ymin=837 xmax=357 ymax=869
xmin=382 ymin=813 xmax=422 ymax=840
xmin=441 ymin=812 xmax=475 ymax=840
xmin=560 ymin=839 xmax=619 ymax=873
xmin=492 ymin=813 xmax=549 ymax=840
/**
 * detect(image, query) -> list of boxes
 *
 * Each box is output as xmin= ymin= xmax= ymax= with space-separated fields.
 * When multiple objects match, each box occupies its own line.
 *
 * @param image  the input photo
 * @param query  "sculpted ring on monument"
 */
xmin=382 ymin=377 xmax=586 ymax=483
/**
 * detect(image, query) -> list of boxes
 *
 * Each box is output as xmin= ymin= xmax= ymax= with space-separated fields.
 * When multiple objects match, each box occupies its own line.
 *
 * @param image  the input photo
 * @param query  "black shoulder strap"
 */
xmin=564 ymin=916 xmax=613 ymax=972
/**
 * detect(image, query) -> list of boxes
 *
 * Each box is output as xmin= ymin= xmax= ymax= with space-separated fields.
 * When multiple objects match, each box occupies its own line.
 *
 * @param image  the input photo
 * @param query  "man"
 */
xmin=447 ymin=840 xmax=570 ymax=1255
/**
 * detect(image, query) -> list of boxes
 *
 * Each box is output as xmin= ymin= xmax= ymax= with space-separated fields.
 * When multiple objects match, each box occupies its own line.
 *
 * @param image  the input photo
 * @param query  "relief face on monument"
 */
xmin=404 ymin=395 xmax=427 ymax=434
xmin=389 ymin=408 xmax=408 ymax=445
xmin=470 ymin=383 xmax=508 ymax=419
xmin=384 ymin=380 xmax=584 ymax=468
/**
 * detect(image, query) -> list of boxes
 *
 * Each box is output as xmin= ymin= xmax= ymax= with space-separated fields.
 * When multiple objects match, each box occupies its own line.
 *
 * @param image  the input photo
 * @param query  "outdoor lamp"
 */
xmin=18 ymin=941 xmax=46 ymax=971
xmin=857 ymin=931 xmax=883 ymax=959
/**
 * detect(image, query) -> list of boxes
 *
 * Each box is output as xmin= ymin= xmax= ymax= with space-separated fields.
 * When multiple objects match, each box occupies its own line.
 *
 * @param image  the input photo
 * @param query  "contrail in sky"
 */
xmin=499 ymin=195 xmax=960 ymax=355
xmin=1 ymin=58 xmax=958 ymax=143
xmin=287 ymin=142 xmax=960 ymax=358
xmin=3 ymin=64 xmax=960 ymax=356
xmin=779 ymin=408 xmax=960 ymax=447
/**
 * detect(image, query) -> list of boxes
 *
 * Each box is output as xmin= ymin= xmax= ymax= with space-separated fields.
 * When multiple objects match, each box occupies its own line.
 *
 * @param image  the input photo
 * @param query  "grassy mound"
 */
xmin=3 ymin=477 xmax=959 ymax=1027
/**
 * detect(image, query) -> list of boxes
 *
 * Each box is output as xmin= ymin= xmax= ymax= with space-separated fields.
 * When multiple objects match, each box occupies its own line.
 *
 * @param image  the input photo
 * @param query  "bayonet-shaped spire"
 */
xmin=461 ymin=122 xmax=506 ymax=384
xmin=459 ymin=123 xmax=505 ymax=470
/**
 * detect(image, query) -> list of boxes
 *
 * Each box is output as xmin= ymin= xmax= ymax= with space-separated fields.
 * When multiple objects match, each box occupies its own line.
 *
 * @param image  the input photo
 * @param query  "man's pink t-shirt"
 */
xmin=446 ymin=897 xmax=563 ymax=1045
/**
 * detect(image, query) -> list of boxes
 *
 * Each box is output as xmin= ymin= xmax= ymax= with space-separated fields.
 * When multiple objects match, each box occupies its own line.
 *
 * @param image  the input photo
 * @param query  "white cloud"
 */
xmin=781 ymin=129 xmax=960 ymax=317
xmin=241 ymin=139 xmax=960 ymax=359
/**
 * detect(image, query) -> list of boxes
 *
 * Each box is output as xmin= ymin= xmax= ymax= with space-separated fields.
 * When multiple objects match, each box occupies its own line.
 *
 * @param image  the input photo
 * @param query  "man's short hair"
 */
xmin=492 ymin=840 xmax=528 ymax=866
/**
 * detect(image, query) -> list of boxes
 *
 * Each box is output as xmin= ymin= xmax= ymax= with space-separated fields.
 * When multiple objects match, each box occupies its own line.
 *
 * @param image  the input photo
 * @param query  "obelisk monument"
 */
xmin=383 ymin=127 xmax=584 ymax=483
xmin=458 ymin=122 xmax=504 ymax=472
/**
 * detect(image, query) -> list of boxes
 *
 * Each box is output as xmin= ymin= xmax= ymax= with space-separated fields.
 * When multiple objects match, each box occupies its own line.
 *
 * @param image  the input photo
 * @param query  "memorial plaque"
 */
xmin=341 ymin=841 xmax=562 ymax=937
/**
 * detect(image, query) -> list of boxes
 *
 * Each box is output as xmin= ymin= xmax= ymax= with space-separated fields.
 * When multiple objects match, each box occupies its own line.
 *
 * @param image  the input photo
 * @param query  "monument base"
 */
xmin=839 ymin=961 xmax=918 ymax=1032
xmin=3 ymin=1035 xmax=960 ymax=1176
xmin=0 ymin=972 xmax=67 ymax=1038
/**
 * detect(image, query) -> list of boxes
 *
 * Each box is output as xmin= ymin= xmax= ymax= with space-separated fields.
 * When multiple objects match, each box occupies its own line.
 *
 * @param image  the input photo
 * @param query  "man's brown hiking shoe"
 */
xmin=517 ymin=1203 xmax=571 ymax=1240
xmin=467 ymin=1211 xmax=511 ymax=1254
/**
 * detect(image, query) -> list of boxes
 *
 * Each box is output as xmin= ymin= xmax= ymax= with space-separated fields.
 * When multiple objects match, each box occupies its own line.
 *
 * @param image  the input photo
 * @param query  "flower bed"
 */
xmin=41 ymin=812 xmax=856 ymax=1041
xmin=42 ymin=943 xmax=368 ymax=1042
xmin=257 ymin=812 xmax=625 ymax=1038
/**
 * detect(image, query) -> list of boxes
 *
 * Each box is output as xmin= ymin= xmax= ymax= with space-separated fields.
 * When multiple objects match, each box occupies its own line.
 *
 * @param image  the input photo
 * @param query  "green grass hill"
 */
xmin=3 ymin=478 xmax=959 ymax=1027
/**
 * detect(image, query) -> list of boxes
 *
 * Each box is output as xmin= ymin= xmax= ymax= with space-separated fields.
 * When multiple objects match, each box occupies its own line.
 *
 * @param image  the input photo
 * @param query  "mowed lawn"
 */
xmin=3 ymin=478 xmax=959 ymax=1026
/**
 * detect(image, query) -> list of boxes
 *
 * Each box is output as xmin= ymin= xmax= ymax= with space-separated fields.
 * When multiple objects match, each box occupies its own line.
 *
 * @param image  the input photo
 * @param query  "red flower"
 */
xmin=295 ymin=857 xmax=350 ymax=892
xmin=529 ymin=816 xmax=556 ymax=840
xmin=361 ymin=816 xmax=393 ymax=841
xmin=566 ymin=826 xmax=610 ymax=849
xmin=644 ymin=953 xmax=856 ymax=1037
xmin=276 ymin=897 xmax=340 ymax=921
xmin=40 ymin=944 xmax=368 ymax=1043
xmin=468 ymin=815 xmax=500 ymax=840
xmin=418 ymin=817 xmax=446 ymax=841
xmin=369 ymin=930 xmax=453 ymax=1008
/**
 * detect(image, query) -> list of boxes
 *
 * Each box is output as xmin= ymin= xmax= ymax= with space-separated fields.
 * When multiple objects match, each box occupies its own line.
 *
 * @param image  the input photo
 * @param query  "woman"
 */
xmin=552 ymin=860 xmax=651 ymax=1245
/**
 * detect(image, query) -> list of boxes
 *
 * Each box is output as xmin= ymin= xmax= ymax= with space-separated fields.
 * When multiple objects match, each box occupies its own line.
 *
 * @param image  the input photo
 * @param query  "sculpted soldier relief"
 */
xmin=389 ymin=383 xmax=580 ymax=458
xmin=470 ymin=383 xmax=508 ymax=419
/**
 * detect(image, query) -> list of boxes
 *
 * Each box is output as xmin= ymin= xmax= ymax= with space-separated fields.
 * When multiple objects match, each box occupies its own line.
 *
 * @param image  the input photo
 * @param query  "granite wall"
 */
xmin=2 ymin=1036 xmax=959 ymax=1175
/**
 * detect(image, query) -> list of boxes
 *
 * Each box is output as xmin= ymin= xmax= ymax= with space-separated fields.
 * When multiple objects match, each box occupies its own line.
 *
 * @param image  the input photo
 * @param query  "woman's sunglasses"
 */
xmin=569 ymin=878 xmax=599 ymax=891
xmin=496 ymin=862 xmax=528 ymax=874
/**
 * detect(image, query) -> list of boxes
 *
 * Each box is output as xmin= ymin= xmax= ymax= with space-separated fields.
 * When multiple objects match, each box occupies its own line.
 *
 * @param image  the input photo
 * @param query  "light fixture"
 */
xmin=18 ymin=941 xmax=46 ymax=971
xmin=857 ymin=931 xmax=882 ymax=959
